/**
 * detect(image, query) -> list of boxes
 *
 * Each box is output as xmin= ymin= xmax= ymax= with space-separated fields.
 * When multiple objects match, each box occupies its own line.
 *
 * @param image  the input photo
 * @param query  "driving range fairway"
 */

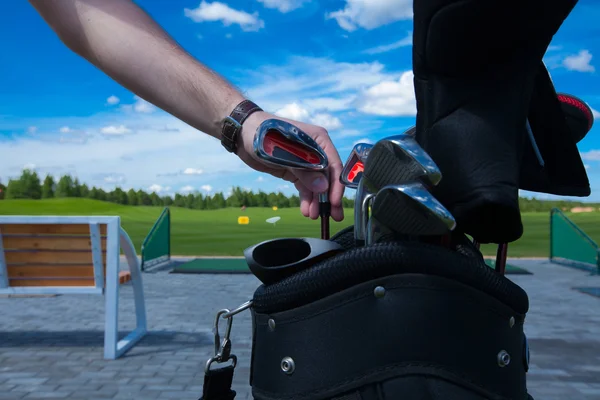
xmin=2 ymin=198 xmax=600 ymax=257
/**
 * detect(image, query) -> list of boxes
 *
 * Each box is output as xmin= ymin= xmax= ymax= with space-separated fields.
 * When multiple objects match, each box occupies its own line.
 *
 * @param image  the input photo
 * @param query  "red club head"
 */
xmin=254 ymin=119 xmax=328 ymax=170
xmin=340 ymin=142 xmax=372 ymax=188
xmin=263 ymin=129 xmax=322 ymax=165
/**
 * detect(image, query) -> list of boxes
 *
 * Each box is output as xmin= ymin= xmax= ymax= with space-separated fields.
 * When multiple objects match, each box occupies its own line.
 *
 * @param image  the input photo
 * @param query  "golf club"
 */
xmin=340 ymin=142 xmax=372 ymax=189
xmin=363 ymin=133 xmax=442 ymax=193
xmin=254 ymin=119 xmax=331 ymax=240
xmin=338 ymin=142 xmax=373 ymax=246
xmin=370 ymin=182 xmax=456 ymax=236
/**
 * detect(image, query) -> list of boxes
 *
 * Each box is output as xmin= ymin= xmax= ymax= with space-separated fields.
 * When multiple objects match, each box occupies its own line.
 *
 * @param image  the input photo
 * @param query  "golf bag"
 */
xmin=199 ymin=228 xmax=533 ymax=400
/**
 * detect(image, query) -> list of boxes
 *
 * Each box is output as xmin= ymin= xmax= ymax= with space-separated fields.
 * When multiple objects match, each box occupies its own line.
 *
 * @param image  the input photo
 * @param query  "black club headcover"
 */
xmin=412 ymin=0 xmax=589 ymax=244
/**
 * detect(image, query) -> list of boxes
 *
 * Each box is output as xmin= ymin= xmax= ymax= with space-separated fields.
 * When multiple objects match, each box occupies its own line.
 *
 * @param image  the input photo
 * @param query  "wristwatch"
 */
xmin=221 ymin=99 xmax=263 ymax=154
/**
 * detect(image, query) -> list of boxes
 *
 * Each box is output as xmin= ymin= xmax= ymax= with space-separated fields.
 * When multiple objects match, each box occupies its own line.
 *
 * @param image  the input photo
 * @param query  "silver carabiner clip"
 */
xmin=205 ymin=309 xmax=237 ymax=373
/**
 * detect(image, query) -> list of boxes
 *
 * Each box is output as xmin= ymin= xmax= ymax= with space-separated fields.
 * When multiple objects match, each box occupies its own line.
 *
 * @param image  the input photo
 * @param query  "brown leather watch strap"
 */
xmin=221 ymin=99 xmax=263 ymax=154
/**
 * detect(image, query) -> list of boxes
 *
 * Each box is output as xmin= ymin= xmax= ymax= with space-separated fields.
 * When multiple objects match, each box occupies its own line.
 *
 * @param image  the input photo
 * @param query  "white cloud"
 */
xmin=245 ymin=57 xmax=405 ymax=113
xmin=201 ymin=184 xmax=213 ymax=192
xmin=148 ymin=184 xmax=171 ymax=194
xmin=354 ymin=70 xmax=416 ymax=116
xmin=180 ymin=185 xmax=195 ymax=193
xmin=59 ymin=126 xmax=72 ymax=133
xmin=183 ymin=168 xmax=203 ymax=175
xmin=310 ymin=113 xmax=343 ymax=131
xmin=363 ymin=33 xmax=412 ymax=54
xmin=184 ymin=1 xmax=265 ymax=32
xmin=256 ymin=176 xmax=265 ymax=182
xmin=100 ymin=125 xmax=132 ymax=135
xmin=257 ymin=0 xmax=309 ymax=13
xmin=580 ymin=150 xmax=600 ymax=161
xmin=106 ymin=95 xmax=120 ymax=105
xmin=326 ymin=0 xmax=412 ymax=32
xmin=23 ymin=163 xmax=36 ymax=170
xmin=563 ymin=50 xmax=595 ymax=73
xmin=27 ymin=126 xmax=37 ymax=134
xmin=274 ymin=103 xmax=343 ymax=131
xmin=591 ymin=108 xmax=600 ymax=119
xmin=134 ymin=98 xmax=155 ymax=113
xmin=119 ymin=96 xmax=156 ymax=114
xmin=275 ymin=102 xmax=311 ymax=121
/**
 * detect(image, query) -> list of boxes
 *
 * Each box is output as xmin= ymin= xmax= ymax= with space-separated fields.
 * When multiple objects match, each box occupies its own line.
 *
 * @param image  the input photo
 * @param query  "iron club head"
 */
xmin=370 ymin=182 xmax=456 ymax=236
xmin=253 ymin=119 xmax=328 ymax=170
xmin=340 ymin=142 xmax=372 ymax=189
xmin=363 ymin=134 xmax=442 ymax=193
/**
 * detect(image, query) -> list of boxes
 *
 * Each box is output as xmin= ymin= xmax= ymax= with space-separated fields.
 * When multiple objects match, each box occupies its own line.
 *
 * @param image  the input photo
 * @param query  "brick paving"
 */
xmin=1 ymin=258 xmax=599 ymax=399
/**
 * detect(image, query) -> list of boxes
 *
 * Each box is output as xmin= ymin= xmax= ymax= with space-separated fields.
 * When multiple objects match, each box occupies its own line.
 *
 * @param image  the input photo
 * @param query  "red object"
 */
xmin=558 ymin=93 xmax=594 ymax=131
xmin=347 ymin=161 xmax=364 ymax=183
xmin=264 ymin=130 xmax=321 ymax=164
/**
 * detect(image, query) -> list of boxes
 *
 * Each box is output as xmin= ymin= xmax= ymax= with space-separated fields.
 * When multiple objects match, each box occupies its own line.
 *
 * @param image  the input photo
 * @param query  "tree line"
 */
xmin=0 ymin=169 xmax=598 ymax=212
xmin=0 ymin=169 xmax=356 ymax=209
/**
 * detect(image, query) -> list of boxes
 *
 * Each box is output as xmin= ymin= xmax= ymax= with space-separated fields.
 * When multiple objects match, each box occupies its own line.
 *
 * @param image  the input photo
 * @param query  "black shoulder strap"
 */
xmin=199 ymin=365 xmax=236 ymax=400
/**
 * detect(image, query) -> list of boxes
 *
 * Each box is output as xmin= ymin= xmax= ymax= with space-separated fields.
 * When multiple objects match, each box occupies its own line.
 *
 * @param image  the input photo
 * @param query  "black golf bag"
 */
xmin=199 ymin=229 xmax=532 ymax=400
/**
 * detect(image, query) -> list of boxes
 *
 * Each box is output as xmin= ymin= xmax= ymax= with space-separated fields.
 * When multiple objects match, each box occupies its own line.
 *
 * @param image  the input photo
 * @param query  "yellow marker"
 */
xmin=238 ymin=216 xmax=250 ymax=225
xmin=272 ymin=206 xmax=278 ymax=211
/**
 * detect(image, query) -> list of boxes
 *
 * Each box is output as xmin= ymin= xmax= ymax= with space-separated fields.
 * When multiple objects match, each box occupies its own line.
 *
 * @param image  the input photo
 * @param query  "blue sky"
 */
xmin=1 ymin=0 xmax=599 ymax=201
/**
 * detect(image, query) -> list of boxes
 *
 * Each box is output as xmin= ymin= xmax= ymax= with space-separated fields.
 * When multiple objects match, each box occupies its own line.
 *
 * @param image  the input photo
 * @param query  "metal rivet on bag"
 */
xmin=509 ymin=316 xmax=515 ymax=328
xmin=497 ymin=350 xmax=511 ymax=367
xmin=281 ymin=357 xmax=295 ymax=374
xmin=268 ymin=319 xmax=276 ymax=331
xmin=374 ymin=286 xmax=386 ymax=298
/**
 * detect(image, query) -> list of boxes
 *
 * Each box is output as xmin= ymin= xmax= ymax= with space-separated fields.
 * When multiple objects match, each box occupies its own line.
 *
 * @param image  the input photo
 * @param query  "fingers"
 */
xmin=294 ymin=181 xmax=313 ymax=218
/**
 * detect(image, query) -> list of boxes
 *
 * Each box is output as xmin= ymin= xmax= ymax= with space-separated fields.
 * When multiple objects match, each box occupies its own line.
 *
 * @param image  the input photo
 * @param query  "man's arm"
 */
xmin=29 ymin=0 xmax=245 ymax=139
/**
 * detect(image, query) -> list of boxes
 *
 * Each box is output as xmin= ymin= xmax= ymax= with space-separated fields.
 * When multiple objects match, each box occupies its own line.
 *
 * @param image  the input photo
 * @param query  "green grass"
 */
xmin=2 ymin=198 xmax=599 ymax=257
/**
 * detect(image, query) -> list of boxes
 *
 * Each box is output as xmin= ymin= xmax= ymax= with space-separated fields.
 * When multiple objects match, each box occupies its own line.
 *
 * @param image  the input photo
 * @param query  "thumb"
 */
xmin=292 ymin=169 xmax=330 ymax=194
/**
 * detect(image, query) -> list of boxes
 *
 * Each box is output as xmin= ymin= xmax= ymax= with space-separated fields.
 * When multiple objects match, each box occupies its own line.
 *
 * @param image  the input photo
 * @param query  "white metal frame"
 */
xmin=0 ymin=216 xmax=148 ymax=360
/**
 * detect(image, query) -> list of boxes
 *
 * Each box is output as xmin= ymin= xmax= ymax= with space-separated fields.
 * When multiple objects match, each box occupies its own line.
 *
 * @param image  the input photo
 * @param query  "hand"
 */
xmin=237 ymin=111 xmax=345 ymax=222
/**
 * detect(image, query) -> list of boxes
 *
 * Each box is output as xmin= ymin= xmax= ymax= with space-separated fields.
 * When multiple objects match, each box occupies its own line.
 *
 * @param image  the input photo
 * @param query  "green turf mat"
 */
xmin=170 ymin=258 xmax=249 ymax=274
xmin=485 ymin=259 xmax=532 ymax=275
xmin=170 ymin=257 xmax=532 ymax=275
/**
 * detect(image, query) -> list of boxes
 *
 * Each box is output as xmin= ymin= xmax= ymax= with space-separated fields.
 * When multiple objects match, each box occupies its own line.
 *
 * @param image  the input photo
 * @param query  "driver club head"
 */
xmin=371 ymin=182 xmax=456 ymax=236
xmin=253 ymin=119 xmax=328 ymax=170
xmin=340 ymin=142 xmax=372 ymax=189
xmin=363 ymin=134 xmax=442 ymax=193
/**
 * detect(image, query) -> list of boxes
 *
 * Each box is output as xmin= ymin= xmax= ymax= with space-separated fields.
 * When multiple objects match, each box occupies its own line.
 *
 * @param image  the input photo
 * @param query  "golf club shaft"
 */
xmin=495 ymin=243 xmax=508 ymax=275
xmin=319 ymin=192 xmax=330 ymax=240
